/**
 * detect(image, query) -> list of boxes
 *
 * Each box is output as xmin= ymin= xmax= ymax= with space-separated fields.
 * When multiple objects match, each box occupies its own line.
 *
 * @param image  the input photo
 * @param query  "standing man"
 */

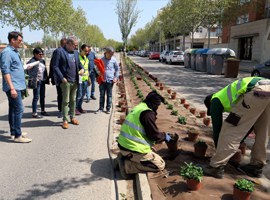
xmin=0 ymin=31 xmax=32 ymax=143
xmin=76 ymin=44 xmax=90 ymax=114
xmin=53 ymin=36 xmax=84 ymax=129
xmin=49 ymin=38 xmax=66 ymax=118
xmin=204 ymin=77 xmax=270 ymax=179
xmin=95 ymin=46 xmax=119 ymax=114
xmin=86 ymin=45 xmax=97 ymax=102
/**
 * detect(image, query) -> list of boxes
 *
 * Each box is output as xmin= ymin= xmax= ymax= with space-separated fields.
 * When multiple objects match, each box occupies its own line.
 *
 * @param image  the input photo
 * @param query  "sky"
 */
xmin=0 ymin=0 xmax=169 ymax=44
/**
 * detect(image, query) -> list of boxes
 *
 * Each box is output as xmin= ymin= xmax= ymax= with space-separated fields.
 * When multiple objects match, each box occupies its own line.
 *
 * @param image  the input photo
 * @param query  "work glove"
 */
xmin=165 ymin=133 xmax=172 ymax=142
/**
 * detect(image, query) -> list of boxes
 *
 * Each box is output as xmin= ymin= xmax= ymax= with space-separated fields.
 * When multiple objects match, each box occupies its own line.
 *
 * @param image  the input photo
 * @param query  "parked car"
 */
xmin=160 ymin=50 xmax=170 ymax=62
xmin=149 ymin=52 xmax=160 ymax=60
xmin=166 ymin=51 xmax=184 ymax=64
xmin=251 ymin=60 xmax=270 ymax=78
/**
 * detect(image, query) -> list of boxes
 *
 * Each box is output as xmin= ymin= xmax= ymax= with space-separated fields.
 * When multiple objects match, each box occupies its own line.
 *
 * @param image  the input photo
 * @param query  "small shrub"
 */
xmin=167 ymin=104 xmax=173 ymax=110
xmin=178 ymin=116 xmax=187 ymax=124
xmin=171 ymin=109 xmax=178 ymax=116
xmin=234 ymin=178 xmax=254 ymax=193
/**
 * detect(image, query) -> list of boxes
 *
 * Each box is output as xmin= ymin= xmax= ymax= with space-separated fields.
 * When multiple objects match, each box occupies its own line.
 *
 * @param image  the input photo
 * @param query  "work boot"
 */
xmin=239 ymin=164 xmax=263 ymax=178
xmin=204 ymin=165 xmax=224 ymax=179
xmin=117 ymin=153 xmax=130 ymax=179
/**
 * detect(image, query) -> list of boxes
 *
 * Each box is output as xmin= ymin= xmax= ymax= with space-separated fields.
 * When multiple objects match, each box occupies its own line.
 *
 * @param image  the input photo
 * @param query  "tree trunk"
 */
xmin=173 ymin=35 xmax=176 ymax=50
xmin=182 ymin=34 xmax=186 ymax=51
xmin=207 ymin=26 xmax=211 ymax=49
xmin=43 ymin=29 xmax=47 ymax=61
xmin=191 ymin=31 xmax=194 ymax=48
xmin=20 ymin=27 xmax=26 ymax=65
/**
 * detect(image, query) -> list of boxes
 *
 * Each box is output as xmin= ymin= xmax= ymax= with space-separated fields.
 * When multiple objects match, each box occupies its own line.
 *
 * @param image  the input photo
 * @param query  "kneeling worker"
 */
xmin=115 ymin=91 xmax=172 ymax=178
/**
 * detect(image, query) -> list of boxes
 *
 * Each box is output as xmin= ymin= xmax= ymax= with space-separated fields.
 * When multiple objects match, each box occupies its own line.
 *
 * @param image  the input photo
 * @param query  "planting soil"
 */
xmin=113 ymin=56 xmax=270 ymax=200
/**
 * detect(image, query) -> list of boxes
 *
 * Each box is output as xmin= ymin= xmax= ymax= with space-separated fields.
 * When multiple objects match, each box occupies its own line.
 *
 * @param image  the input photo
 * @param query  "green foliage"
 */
xmin=164 ymin=100 xmax=168 ymax=105
xmin=171 ymin=109 xmax=178 ymax=116
xmin=234 ymin=179 xmax=254 ymax=193
xmin=180 ymin=162 xmax=203 ymax=182
xmin=137 ymin=90 xmax=143 ymax=98
xmin=167 ymin=104 xmax=173 ymax=110
xmin=178 ymin=116 xmax=187 ymax=125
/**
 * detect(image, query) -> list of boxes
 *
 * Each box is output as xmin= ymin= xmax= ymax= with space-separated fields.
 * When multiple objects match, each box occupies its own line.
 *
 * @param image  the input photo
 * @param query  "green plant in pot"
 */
xmin=180 ymin=162 xmax=203 ymax=190
xmin=233 ymin=178 xmax=254 ymax=200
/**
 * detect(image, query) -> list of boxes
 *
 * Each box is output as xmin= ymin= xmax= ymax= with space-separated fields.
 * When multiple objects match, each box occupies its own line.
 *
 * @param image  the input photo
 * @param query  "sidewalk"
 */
xmin=239 ymin=60 xmax=258 ymax=73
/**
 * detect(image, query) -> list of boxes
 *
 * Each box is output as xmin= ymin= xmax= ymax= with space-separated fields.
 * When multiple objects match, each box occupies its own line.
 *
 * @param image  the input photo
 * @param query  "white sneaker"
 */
xmin=14 ymin=136 xmax=32 ymax=143
xmin=10 ymin=132 xmax=28 ymax=140
xmin=95 ymin=109 xmax=103 ymax=114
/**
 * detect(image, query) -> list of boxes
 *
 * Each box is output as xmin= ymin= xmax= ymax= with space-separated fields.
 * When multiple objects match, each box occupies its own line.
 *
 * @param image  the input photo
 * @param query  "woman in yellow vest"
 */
xmin=76 ymin=44 xmax=90 ymax=114
xmin=204 ymin=77 xmax=270 ymax=179
xmin=115 ymin=91 xmax=173 ymax=179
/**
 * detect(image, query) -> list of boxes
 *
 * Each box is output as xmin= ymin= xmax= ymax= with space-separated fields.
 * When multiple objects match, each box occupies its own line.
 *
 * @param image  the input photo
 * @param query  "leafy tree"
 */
xmin=116 ymin=0 xmax=140 ymax=52
xmin=0 ymin=0 xmax=39 ymax=63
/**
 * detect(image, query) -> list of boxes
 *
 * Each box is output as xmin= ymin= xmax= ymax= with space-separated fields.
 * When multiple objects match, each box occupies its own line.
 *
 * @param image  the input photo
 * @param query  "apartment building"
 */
xmin=219 ymin=0 xmax=270 ymax=63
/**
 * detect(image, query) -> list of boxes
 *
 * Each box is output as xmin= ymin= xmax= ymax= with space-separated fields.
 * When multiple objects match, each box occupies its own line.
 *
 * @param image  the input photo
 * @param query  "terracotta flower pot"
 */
xmin=194 ymin=142 xmax=208 ymax=157
xmin=233 ymin=186 xmax=252 ymax=200
xmin=165 ymin=134 xmax=179 ymax=154
xmin=239 ymin=142 xmax=247 ymax=155
xmin=199 ymin=111 xmax=206 ymax=118
xmin=167 ymin=89 xmax=172 ymax=94
xmin=119 ymin=75 xmax=123 ymax=81
xmin=160 ymin=86 xmax=164 ymax=90
xmin=118 ymin=100 xmax=127 ymax=107
xmin=180 ymin=98 xmax=186 ymax=104
xmin=121 ymin=106 xmax=127 ymax=113
xmin=119 ymin=115 xmax=126 ymax=125
xmin=184 ymin=103 xmax=190 ymax=109
xmin=190 ymin=108 xmax=196 ymax=115
xmin=203 ymin=117 xmax=211 ymax=126
xmin=187 ymin=131 xmax=199 ymax=142
xmin=155 ymin=82 xmax=160 ymax=87
xmin=120 ymin=93 xmax=126 ymax=98
xmin=186 ymin=179 xmax=202 ymax=191
xmin=136 ymin=76 xmax=142 ymax=80
xmin=171 ymin=92 xmax=177 ymax=99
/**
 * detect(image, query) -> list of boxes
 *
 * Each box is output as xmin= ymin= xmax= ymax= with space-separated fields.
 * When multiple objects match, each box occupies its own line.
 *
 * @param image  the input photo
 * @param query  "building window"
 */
xmin=236 ymin=14 xmax=249 ymax=24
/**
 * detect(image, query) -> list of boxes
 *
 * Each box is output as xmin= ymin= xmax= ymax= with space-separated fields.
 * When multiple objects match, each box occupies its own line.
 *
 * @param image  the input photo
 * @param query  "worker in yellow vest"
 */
xmin=76 ymin=44 xmax=91 ymax=115
xmin=204 ymin=77 xmax=270 ymax=179
xmin=115 ymin=91 xmax=173 ymax=179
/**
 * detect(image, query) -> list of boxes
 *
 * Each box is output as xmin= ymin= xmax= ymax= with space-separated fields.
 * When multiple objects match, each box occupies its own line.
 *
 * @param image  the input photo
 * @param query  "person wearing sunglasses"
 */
xmin=26 ymin=47 xmax=49 ymax=118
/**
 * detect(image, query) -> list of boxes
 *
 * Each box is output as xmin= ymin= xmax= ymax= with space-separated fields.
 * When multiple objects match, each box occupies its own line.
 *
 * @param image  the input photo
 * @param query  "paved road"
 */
xmin=0 ymin=84 xmax=116 ymax=199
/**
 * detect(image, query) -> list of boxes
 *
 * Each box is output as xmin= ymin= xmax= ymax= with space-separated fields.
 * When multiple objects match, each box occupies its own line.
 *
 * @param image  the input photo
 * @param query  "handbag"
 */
xmin=28 ymin=78 xmax=37 ymax=89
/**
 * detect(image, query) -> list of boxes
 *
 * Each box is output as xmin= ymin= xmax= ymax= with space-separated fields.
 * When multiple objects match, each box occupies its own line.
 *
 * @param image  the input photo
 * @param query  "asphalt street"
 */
xmin=0 ymin=83 xmax=116 ymax=199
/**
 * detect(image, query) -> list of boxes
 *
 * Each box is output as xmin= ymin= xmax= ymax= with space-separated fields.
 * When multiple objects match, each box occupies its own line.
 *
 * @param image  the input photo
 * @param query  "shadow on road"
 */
xmin=15 ymin=175 xmax=96 ymax=200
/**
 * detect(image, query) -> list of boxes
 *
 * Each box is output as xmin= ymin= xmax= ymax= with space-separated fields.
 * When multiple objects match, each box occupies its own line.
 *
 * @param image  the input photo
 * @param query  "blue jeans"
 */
xmin=86 ymin=85 xmax=90 ymax=100
xmin=6 ymin=90 xmax=24 ymax=138
xmin=90 ymin=72 xmax=96 ymax=96
xmin=32 ymin=80 xmax=41 ymax=114
xmin=76 ymin=81 xmax=88 ymax=110
xmin=99 ymin=81 xmax=113 ymax=111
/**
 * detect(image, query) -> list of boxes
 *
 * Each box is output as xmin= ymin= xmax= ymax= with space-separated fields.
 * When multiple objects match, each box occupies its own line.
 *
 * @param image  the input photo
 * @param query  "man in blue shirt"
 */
xmin=95 ymin=47 xmax=119 ymax=114
xmin=0 ymin=31 xmax=32 ymax=143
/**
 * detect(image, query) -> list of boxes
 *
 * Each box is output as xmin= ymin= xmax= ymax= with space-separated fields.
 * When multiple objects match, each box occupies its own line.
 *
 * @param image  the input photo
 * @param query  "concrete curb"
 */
xmin=136 ymin=173 xmax=152 ymax=200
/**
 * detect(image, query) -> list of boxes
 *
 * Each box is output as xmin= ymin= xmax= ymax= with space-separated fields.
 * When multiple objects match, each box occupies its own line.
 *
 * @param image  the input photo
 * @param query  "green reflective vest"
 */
xmin=79 ymin=55 xmax=89 ymax=81
xmin=212 ymin=77 xmax=264 ymax=112
xmin=118 ymin=102 xmax=154 ymax=153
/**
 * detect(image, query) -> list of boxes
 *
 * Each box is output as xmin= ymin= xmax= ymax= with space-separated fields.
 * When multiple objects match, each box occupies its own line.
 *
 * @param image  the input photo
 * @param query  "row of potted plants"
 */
xmin=180 ymin=162 xmax=254 ymax=200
